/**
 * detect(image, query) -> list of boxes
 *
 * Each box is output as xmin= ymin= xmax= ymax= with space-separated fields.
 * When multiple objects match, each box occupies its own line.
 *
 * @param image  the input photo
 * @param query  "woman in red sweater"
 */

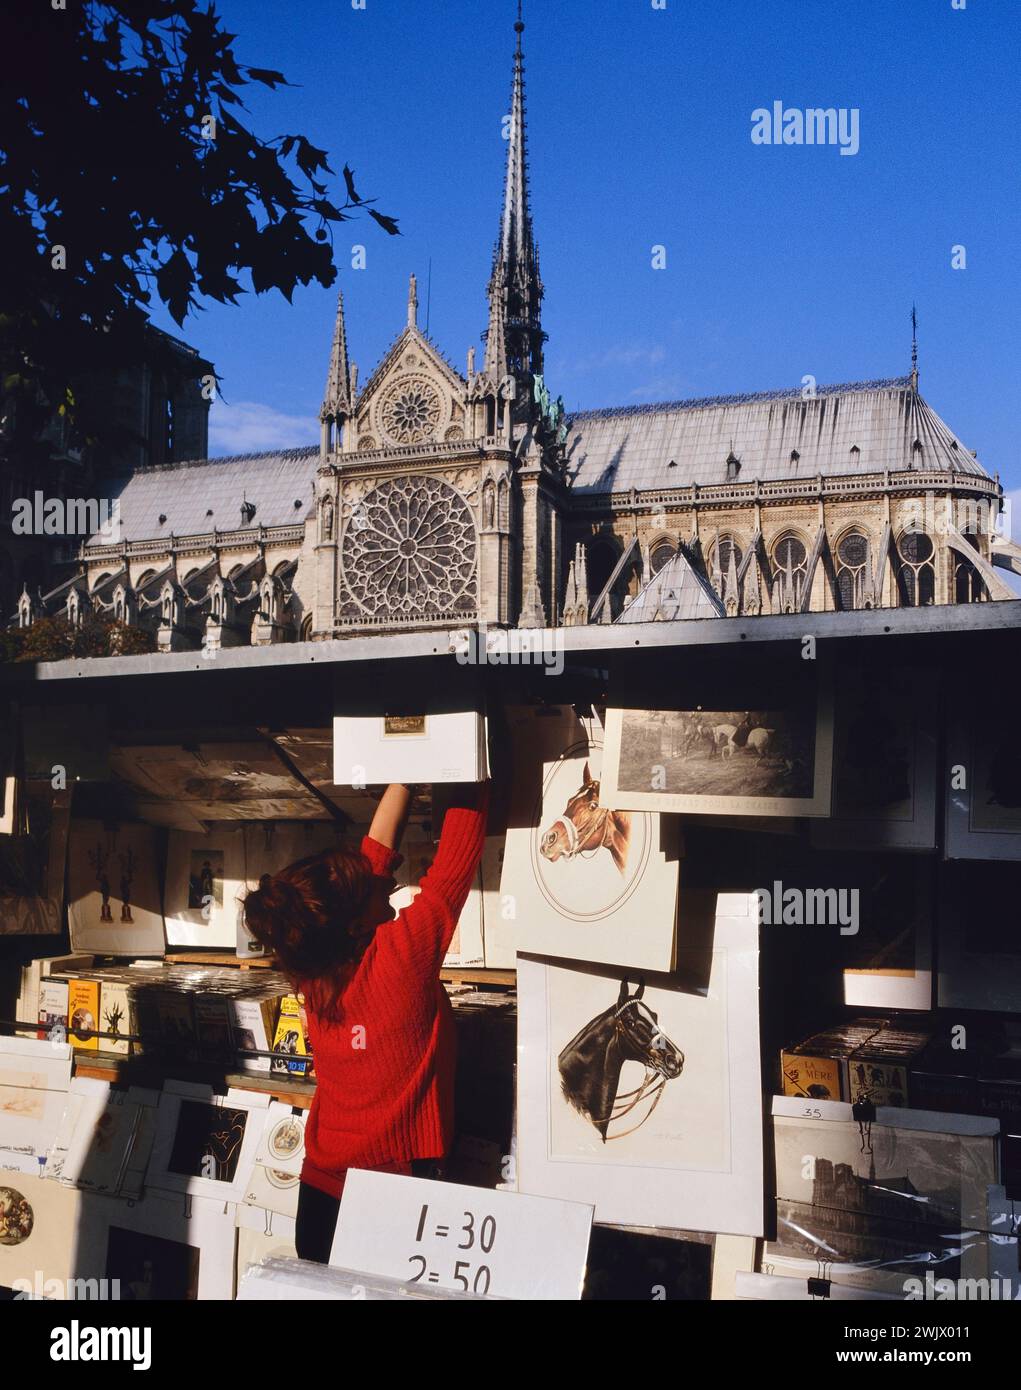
xmin=243 ymin=781 xmax=489 ymax=1262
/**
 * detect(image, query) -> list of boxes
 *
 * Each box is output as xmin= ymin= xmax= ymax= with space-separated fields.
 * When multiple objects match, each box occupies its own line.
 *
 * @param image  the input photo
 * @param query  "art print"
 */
xmin=146 ymin=1083 xmax=269 ymax=1202
xmin=168 ymin=1100 xmax=248 ymax=1183
xmin=504 ymin=720 xmax=679 ymax=971
xmin=601 ymin=690 xmax=832 ymax=818
xmin=188 ymin=850 xmax=223 ymax=909
xmin=945 ymin=700 xmax=1021 ymax=861
xmin=165 ymin=831 xmax=245 ymax=948
xmin=517 ymin=898 xmax=763 ymax=1234
xmin=812 ymin=665 xmax=937 ymax=850
xmin=67 ymin=820 xmax=165 ymax=955
xmin=551 ymin=970 xmax=726 ymax=1168
xmin=0 ymin=1172 xmax=81 ymax=1296
xmin=106 ymin=1225 xmax=200 ymax=1301
xmin=840 ymin=858 xmax=934 ymax=1010
xmin=769 ymin=1101 xmax=999 ymax=1287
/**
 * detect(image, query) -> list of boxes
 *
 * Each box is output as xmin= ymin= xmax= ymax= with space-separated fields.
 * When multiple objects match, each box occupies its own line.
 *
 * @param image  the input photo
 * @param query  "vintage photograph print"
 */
xmin=602 ymin=691 xmax=833 ymax=818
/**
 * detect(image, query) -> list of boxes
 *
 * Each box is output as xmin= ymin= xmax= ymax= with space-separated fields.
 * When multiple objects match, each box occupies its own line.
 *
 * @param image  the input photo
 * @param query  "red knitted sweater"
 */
xmin=300 ymin=793 xmax=488 ymax=1197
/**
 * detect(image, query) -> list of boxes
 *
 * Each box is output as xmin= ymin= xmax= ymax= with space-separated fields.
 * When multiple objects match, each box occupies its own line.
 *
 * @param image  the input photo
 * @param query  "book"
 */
xmin=67 ymin=979 xmax=101 ymax=1052
xmin=271 ymin=994 xmax=311 ymax=1079
xmin=37 ymin=979 xmax=68 ymax=1043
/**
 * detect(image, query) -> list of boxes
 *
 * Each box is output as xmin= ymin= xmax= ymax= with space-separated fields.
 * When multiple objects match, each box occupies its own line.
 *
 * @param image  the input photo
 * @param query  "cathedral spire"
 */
xmin=483 ymin=6 xmax=545 ymax=385
xmin=910 ymin=302 xmax=919 ymax=391
xmin=321 ymin=291 xmax=353 ymax=423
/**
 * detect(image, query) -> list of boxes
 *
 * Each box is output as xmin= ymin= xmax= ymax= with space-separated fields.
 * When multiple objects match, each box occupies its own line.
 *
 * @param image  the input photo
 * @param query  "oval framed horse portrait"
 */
xmin=529 ymin=740 xmax=654 ymax=923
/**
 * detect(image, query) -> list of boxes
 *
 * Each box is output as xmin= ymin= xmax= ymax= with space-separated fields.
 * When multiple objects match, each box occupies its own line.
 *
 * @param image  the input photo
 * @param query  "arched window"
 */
xmin=771 ymin=532 xmax=808 ymax=610
xmin=895 ymin=530 xmax=935 ymax=606
xmin=835 ymin=530 xmax=871 ymax=610
xmin=953 ymin=530 xmax=986 ymax=604
xmin=586 ymin=540 xmax=618 ymax=602
xmin=649 ymin=538 xmax=676 ymax=574
xmin=710 ymin=534 xmax=744 ymax=587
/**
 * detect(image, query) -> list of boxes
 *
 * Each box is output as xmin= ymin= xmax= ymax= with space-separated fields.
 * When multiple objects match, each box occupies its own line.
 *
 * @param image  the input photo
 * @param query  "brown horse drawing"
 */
xmin=540 ymin=762 xmax=631 ymax=874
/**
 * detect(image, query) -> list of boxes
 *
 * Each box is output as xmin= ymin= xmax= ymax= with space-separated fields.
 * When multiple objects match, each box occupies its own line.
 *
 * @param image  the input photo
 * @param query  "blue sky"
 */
xmin=155 ymin=0 xmax=1020 ymax=509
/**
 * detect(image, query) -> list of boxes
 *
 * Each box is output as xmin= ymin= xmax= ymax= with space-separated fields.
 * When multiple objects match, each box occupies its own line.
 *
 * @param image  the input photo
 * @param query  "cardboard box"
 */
xmin=780 ymin=1020 xmax=886 ymax=1102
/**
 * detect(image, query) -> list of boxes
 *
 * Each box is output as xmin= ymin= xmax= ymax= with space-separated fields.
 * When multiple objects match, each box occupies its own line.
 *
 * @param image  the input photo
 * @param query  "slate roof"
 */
xmin=615 ymin=549 xmax=726 ymax=623
xmin=85 ymin=446 xmax=319 ymax=546
xmin=564 ymin=379 xmax=989 ymax=495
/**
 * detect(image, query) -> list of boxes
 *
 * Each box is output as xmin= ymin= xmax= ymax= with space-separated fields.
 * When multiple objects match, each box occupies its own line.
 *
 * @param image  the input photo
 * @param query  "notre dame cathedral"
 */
xmin=12 ymin=15 xmax=1019 ymax=653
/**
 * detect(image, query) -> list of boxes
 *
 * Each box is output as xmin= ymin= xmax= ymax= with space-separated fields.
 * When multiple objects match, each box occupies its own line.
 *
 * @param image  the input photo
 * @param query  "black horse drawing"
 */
xmin=558 ymin=978 xmax=684 ymax=1143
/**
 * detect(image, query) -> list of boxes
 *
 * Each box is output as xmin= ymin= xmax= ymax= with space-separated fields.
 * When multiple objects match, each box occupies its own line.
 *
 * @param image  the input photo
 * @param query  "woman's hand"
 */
xmin=367 ymin=783 xmax=414 ymax=851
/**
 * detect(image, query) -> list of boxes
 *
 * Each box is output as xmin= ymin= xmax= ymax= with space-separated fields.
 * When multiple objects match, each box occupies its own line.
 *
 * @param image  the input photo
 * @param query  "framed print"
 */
xmin=164 ymin=829 xmax=245 ymax=948
xmin=0 ymin=796 xmax=69 ymax=936
xmin=145 ymin=1081 xmax=270 ymax=1202
xmin=601 ymin=688 xmax=833 ymax=819
xmin=0 ymin=1035 xmax=72 ymax=1092
xmin=811 ymin=664 xmax=937 ymax=850
xmin=768 ymin=1096 xmax=999 ymax=1292
xmin=0 ymin=1171 xmax=83 ymax=1298
xmin=945 ymin=700 xmax=1021 ymax=861
xmin=109 ymin=740 xmax=325 ymax=822
xmin=76 ymin=1190 xmax=238 ymax=1301
xmin=937 ymin=859 xmax=1021 ymax=1012
xmin=840 ymin=857 xmax=934 ymax=1011
xmin=0 ymin=1085 xmax=69 ymax=1175
xmin=502 ymin=722 xmax=680 ymax=971
xmin=67 ymin=820 xmax=165 ymax=956
xmin=517 ymin=894 xmax=763 ymax=1234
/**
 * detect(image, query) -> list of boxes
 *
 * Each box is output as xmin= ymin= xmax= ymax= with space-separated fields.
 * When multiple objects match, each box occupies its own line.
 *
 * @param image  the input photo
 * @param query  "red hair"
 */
xmin=242 ymin=844 xmax=376 ymax=1016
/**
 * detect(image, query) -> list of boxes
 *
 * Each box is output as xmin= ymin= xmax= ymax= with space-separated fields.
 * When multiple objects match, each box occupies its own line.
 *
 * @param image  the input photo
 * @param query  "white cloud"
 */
xmin=552 ymin=344 xmax=667 ymax=379
xmin=208 ymin=400 xmax=318 ymax=456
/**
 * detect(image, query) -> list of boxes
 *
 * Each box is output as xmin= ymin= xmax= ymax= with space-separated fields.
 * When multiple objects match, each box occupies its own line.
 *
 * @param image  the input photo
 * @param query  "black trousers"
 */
xmin=295 ymin=1181 xmax=341 ymax=1264
xmin=295 ymin=1159 xmax=444 ymax=1264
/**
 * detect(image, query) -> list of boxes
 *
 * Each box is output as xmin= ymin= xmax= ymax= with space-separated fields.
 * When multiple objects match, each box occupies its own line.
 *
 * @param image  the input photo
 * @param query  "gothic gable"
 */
xmin=351 ymin=328 xmax=467 ymax=451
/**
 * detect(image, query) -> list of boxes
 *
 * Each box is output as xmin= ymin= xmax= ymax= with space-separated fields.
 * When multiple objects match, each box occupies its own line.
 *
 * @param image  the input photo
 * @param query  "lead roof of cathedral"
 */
xmin=86 ymin=377 xmax=990 ymax=548
xmin=564 ymin=377 xmax=989 ymax=493
xmin=86 ymin=445 xmax=319 ymax=546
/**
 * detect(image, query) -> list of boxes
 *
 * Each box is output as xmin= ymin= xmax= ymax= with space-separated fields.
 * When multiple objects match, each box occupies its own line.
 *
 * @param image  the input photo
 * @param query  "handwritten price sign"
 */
xmin=331 ymin=1172 xmax=593 ymax=1300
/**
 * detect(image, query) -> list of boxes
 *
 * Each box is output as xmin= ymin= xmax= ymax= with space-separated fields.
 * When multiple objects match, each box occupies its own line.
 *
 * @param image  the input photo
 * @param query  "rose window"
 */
xmin=339 ymin=474 xmax=477 ymax=622
xmin=379 ymin=377 xmax=442 ymax=445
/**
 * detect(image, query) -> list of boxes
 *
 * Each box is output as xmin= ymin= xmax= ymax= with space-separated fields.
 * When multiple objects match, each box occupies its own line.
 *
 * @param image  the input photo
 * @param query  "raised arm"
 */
xmin=371 ymin=781 xmax=490 ymax=980
xmin=367 ymin=783 xmax=414 ymax=853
